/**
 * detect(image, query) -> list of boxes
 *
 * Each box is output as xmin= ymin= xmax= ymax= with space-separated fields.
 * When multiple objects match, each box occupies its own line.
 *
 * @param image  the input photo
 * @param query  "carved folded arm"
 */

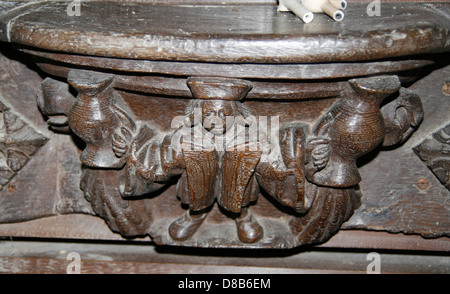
xmin=36 ymin=77 xmax=76 ymax=133
xmin=119 ymin=125 xmax=186 ymax=197
xmin=381 ymin=87 xmax=424 ymax=147
xmin=256 ymin=124 xmax=314 ymax=213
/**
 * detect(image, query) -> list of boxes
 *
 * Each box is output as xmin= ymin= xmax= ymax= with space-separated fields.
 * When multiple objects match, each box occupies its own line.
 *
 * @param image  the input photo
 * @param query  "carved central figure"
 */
xmin=113 ymin=77 xmax=312 ymax=243
xmin=37 ymin=70 xmax=424 ymax=248
xmin=169 ymin=80 xmax=264 ymax=243
xmin=118 ymin=78 xmax=266 ymax=242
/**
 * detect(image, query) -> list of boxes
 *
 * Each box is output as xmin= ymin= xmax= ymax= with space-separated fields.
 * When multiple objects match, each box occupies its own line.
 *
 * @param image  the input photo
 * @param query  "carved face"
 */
xmin=201 ymin=100 xmax=236 ymax=135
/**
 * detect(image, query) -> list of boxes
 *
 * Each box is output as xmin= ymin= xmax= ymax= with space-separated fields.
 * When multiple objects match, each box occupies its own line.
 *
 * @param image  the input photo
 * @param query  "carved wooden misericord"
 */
xmin=36 ymin=70 xmax=426 ymax=247
xmin=0 ymin=1 xmax=448 ymax=249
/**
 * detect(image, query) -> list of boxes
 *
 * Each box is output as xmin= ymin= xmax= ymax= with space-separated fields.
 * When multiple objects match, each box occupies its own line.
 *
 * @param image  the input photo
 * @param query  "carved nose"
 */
xmin=205 ymin=114 xmax=223 ymax=127
xmin=187 ymin=77 xmax=253 ymax=101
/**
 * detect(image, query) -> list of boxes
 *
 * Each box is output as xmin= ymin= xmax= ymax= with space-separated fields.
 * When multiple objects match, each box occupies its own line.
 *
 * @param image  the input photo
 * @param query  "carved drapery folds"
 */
xmin=37 ymin=69 xmax=424 ymax=248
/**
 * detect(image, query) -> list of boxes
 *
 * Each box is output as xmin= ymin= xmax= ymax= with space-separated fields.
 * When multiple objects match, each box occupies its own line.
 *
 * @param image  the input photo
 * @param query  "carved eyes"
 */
xmin=202 ymin=109 xmax=231 ymax=120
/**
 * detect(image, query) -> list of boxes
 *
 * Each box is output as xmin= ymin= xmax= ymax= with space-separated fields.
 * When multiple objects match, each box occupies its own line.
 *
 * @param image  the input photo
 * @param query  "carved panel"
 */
xmin=0 ymin=2 xmax=448 ymax=250
xmin=34 ymin=68 xmax=427 ymax=248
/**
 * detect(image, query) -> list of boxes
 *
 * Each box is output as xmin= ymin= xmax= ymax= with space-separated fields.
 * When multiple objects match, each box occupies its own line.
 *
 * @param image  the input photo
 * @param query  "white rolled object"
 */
xmin=329 ymin=0 xmax=347 ymax=10
xmin=321 ymin=1 xmax=344 ymax=21
xmin=302 ymin=0 xmax=345 ymax=21
xmin=278 ymin=0 xmax=314 ymax=23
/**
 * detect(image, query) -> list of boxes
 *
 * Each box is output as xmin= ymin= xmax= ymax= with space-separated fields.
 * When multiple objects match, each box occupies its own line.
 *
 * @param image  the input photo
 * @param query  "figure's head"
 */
xmin=200 ymin=100 xmax=235 ymax=135
xmin=184 ymin=99 xmax=253 ymax=135
xmin=185 ymin=77 xmax=254 ymax=135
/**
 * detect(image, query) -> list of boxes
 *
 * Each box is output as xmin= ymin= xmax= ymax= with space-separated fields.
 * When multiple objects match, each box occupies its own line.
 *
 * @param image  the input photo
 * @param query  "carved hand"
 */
xmin=112 ymin=125 xmax=133 ymax=158
xmin=111 ymin=104 xmax=137 ymax=159
xmin=306 ymin=137 xmax=330 ymax=171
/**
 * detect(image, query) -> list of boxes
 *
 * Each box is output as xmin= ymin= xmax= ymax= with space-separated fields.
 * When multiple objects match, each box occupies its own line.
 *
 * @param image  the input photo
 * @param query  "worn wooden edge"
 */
xmin=23 ymin=48 xmax=436 ymax=80
xmin=1 ymin=217 xmax=449 ymax=274
xmin=22 ymin=49 xmax=437 ymax=101
xmin=1 ymin=2 xmax=449 ymax=63
xmin=0 ymin=1 xmax=44 ymax=42
xmin=0 ymin=214 xmax=448 ymax=251
xmin=33 ymin=60 xmax=347 ymax=100
xmin=0 ymin=256 xmax=356 ymax=274
xmin=0 ymin=215 xmax=448 ymax=274
xmin=1 ymin=250 xmax=448 ymax=274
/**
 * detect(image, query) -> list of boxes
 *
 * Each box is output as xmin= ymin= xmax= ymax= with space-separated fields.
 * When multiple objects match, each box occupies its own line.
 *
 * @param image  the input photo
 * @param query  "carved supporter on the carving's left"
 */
xmin=37 ymin=70 xmax=152 ymax=237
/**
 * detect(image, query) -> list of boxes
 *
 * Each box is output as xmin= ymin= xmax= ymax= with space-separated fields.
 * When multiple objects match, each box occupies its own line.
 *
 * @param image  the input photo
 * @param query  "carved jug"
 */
xmin=308 ymin=75 xmax=401 ymax=187
xmin=67 ymin=69 xmax=123 ymax=168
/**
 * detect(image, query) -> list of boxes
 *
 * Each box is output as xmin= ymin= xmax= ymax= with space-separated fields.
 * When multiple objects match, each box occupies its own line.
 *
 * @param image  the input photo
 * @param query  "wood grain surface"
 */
xmin=1 ymin=2 xmax=448 ymax=62
xmin=0 ymin=1 xmax=448 ymax=253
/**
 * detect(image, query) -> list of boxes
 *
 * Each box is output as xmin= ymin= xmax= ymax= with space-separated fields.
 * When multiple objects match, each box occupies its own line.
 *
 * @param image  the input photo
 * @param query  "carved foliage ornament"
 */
xmin=414 ymin=123 xmax=450 ymax=190
xmin=0 ymin=99 xmax=48 ymax=190
xmin=37 ymin=70 xmax=424 ymax=248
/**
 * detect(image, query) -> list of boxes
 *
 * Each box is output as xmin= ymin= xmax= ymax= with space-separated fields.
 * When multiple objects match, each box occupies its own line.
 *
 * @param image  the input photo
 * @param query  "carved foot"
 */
xmin=236 ymin=209 xmax=264 ymax=243
xmin=168 ymin=211 xmax=207 ymax=241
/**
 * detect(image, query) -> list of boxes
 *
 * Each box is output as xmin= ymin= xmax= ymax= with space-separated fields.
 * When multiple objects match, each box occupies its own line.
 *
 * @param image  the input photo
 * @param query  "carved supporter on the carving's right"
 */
xmin=305 ymin=76 xmax=402 ymax=188
xmin=305 ymin=75 xmax=424 ymax=189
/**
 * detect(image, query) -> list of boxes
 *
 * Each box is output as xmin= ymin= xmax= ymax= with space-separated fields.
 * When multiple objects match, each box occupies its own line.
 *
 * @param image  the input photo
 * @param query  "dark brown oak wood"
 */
xmin=1 ymin=2 xmax=449 ymax=63
xmin=0 ymin=1 xmax=448 ymax=256
xmin=22 ymin=49 xmax=435 ymax=80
